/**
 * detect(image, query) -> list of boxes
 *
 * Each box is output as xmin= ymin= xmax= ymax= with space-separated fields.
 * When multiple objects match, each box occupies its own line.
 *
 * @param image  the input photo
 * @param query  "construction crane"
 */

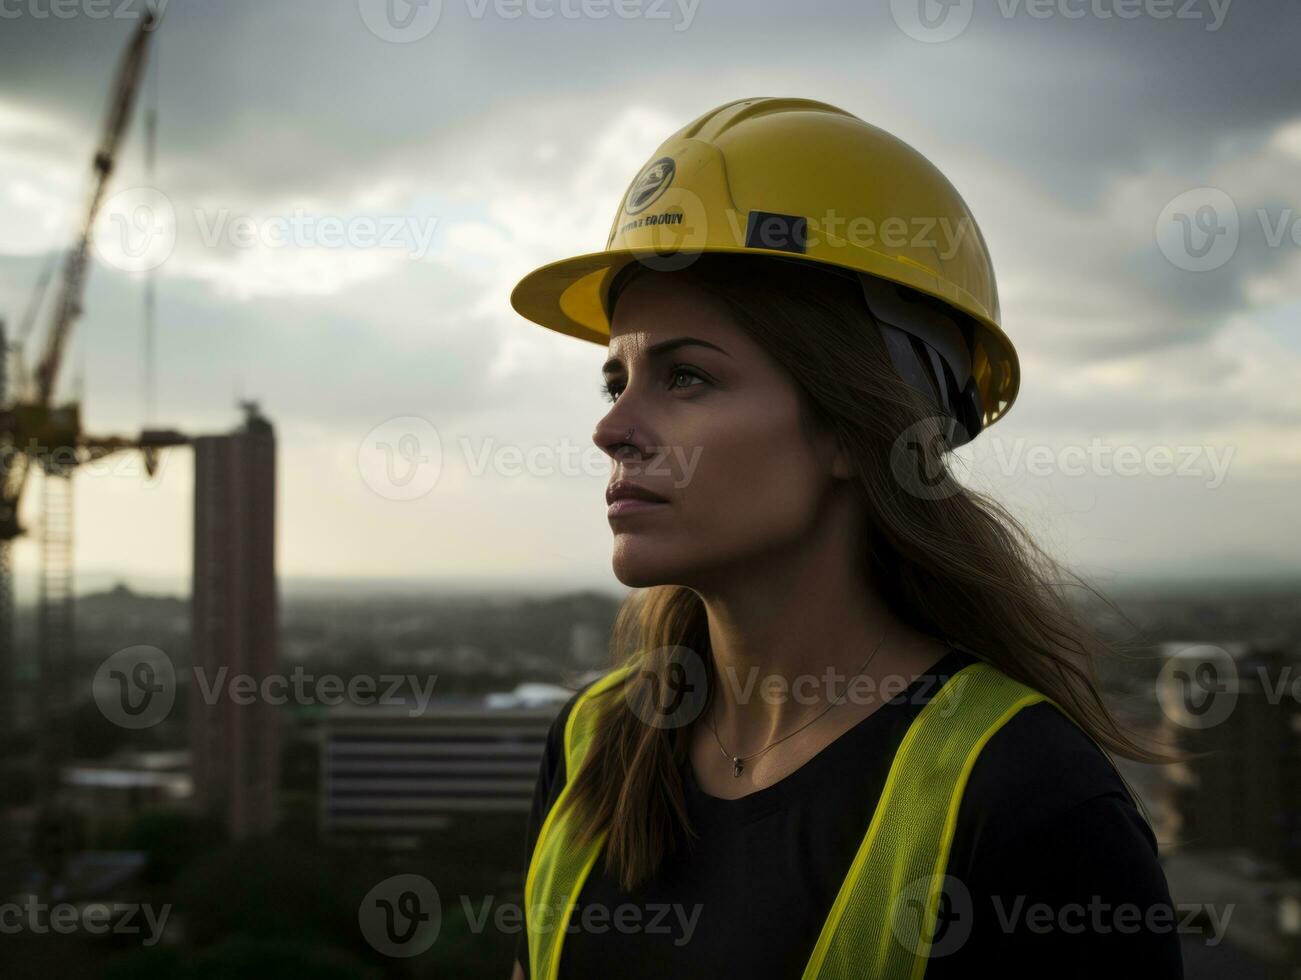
xmin=0 ymin=9 xmax=188 ymax=894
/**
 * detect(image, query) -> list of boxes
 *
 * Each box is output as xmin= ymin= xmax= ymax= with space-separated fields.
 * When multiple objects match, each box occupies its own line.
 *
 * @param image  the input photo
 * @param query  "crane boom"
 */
xmin=33 ymin=11 xmax=158 ymax=406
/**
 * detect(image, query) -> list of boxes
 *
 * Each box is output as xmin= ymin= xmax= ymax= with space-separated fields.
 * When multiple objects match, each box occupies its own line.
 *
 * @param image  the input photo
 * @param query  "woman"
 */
xmin=506 ymin=98 xmax=1185 ymax=978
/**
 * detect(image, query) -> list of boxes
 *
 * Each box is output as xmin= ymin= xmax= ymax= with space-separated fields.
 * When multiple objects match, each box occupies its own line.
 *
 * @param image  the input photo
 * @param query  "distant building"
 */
xmin=189 ymin=402 xmax=279 ymax=840
xmin=320 ymin=682 xmax=573 ymax=845
xmin=1159 ymin=641 xmax=1301 ymax=877
xmin=63 ymin=749 xmax=191 ymax=840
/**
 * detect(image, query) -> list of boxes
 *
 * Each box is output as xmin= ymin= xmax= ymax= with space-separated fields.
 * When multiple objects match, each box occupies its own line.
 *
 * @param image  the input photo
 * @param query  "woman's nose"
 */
xmin=593 ymin=408 xmax=642 ymax=459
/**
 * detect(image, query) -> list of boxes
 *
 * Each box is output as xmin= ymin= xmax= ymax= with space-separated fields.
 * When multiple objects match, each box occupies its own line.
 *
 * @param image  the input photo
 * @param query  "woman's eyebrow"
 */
xmin=602 ymin=337 xmax=730 ymax=374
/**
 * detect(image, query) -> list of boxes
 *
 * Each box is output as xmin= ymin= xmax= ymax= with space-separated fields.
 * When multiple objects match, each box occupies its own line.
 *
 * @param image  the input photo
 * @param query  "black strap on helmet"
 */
xmin=854 ymin=272 xmax=983 ymax=448
xmin=753 ymin=254 xmax=985 ymax=448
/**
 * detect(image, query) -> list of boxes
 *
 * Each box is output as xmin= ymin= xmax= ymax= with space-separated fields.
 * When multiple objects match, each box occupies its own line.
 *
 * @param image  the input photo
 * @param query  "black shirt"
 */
xmin=515 ymin=647 xmax=1184 ymax=977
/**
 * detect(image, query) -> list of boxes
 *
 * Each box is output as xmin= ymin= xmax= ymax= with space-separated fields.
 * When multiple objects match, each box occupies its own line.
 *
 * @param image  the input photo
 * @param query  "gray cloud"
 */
xmin=1 ymin=0 xmax=1298 ymax=582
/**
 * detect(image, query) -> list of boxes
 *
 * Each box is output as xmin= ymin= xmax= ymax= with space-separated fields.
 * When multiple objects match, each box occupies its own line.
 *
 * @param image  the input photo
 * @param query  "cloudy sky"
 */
xmin=0 ymin=0 xmax=1298 ymax=599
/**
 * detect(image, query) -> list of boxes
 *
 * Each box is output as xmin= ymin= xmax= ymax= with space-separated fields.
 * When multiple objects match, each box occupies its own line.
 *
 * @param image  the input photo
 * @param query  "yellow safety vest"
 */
xmin=524 ymin=659 xmax=1057 ymax=980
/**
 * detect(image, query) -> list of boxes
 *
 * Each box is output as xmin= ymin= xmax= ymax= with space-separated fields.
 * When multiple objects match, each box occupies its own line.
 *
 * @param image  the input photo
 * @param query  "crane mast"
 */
xmin=0 ymin=12 xmax=162 ymax=894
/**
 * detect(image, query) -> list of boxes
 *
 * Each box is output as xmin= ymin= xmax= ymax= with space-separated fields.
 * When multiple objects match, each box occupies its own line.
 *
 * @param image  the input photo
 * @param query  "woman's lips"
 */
xmin=607 ymin=498 xmax=669 ymax=519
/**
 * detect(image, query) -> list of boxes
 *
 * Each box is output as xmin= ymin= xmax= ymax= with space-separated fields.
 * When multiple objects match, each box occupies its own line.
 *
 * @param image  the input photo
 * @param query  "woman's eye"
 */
xmin=669 ymin=367 xmax=705 ymax=391
xmin=600 ymin=367 xmax=704 ymax=403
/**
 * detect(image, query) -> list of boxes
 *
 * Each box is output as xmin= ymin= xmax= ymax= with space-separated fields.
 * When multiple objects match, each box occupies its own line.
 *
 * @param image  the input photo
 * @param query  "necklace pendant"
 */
xmin=731 ymin=757 xmax=744 ymax=778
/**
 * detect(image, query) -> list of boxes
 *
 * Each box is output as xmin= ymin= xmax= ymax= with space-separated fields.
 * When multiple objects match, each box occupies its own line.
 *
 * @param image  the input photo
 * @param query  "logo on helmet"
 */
xmin=625 ymin=156 xmax=676 ymax=215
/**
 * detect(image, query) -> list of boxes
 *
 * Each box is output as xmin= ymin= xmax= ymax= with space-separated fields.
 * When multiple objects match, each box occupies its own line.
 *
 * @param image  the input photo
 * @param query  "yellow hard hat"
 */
xmin=510 ymin=97 xmax=1019 ymax=444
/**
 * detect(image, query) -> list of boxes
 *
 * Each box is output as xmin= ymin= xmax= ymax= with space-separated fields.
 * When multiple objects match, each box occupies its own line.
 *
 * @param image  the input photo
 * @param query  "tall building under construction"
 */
xmin=190 ymin=401 xmax=278 ymax=840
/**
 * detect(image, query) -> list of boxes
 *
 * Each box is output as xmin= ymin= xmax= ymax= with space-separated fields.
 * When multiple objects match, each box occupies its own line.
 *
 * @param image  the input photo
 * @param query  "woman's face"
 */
xmin=594 ymin=272 xmax=847 ymax=590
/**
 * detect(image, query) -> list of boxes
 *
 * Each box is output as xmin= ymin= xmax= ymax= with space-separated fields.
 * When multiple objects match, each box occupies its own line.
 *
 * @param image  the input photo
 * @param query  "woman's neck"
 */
xmin=694 ymin=548 xmax=947 ymax=749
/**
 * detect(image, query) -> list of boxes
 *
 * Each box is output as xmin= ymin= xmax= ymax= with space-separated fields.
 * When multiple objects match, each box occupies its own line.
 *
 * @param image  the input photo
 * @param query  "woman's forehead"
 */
xmin=608 ymin=292 xmax=743 ymax=360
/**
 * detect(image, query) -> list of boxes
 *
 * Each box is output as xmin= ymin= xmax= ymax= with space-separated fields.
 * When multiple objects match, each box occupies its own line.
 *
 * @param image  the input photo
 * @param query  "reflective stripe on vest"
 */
xmin=524 ymin=660 xmax=1054 ymax=980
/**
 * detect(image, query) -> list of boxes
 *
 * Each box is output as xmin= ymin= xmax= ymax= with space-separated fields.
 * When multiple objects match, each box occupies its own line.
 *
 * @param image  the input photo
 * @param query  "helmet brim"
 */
xmin=509 ymin=245 xmax=1020 ymax=426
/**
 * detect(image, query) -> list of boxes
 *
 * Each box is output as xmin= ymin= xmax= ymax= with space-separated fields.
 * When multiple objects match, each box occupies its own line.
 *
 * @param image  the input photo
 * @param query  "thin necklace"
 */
xmin=705 ymin=634 xmax=888 ymax=779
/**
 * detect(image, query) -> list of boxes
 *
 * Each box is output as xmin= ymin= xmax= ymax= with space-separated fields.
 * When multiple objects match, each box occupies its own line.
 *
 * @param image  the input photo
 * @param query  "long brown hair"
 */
xmin=558 ymin=251 xmax=1186 ymax=892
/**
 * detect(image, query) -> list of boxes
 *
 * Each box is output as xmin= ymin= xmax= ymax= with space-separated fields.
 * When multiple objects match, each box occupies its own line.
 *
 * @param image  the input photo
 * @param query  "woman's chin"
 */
xmin=611 ymin=562 xmax=670 ymax=590
xmin=611 ymin=545 xmax=690 ymax=590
